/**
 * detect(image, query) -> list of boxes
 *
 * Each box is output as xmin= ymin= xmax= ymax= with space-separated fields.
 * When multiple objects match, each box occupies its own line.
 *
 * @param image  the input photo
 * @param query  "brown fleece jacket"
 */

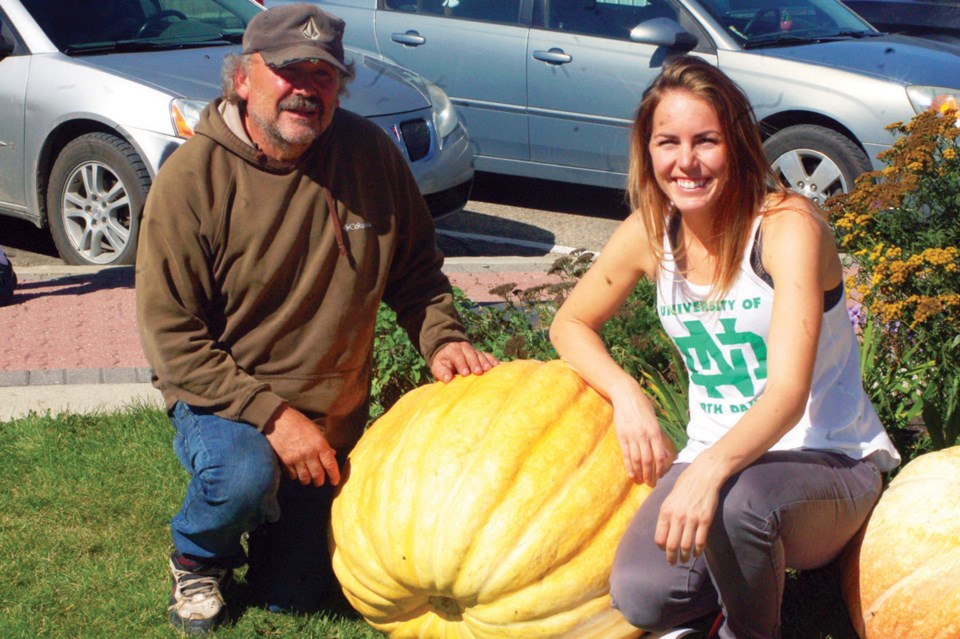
xmin=135 ymin=100 xmax=466 ymax=451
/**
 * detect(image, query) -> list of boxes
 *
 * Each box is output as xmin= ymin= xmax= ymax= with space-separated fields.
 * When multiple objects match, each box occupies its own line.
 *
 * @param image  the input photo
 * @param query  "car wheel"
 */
xmin=46 ymin=132 xmax=151 ymax=266
xmin=764 ymin=125 xmax=872 ymax=206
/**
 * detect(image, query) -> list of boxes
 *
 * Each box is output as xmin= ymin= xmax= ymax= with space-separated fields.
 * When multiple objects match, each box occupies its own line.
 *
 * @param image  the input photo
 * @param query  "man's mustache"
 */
xmin=279 ymin=95 xmax=324 ymax=113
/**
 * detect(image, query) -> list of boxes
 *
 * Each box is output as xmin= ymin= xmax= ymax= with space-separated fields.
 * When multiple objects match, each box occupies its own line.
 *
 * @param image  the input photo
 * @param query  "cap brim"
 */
xmin=260 ymin=45 xmax=347 ymax=73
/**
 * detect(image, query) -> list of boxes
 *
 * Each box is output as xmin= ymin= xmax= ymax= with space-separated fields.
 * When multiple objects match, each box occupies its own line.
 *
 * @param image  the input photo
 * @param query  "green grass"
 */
xmin=0 ymin=406 xmax=381 ymax=639
xmin=0 ymin=406 xmax=857 ymax=638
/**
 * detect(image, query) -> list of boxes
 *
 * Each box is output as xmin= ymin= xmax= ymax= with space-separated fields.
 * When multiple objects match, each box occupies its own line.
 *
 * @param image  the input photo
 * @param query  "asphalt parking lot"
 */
xmin=1 ymin=173 xmax=628 ymax=267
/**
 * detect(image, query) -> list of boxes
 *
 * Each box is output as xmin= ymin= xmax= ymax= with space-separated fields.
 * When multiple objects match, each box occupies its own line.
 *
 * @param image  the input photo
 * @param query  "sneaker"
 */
xmin=645 ymin=612 xmax=724 ymax=639
xmin=645 ymin=629 xmax=702 ymax=639
xmin=168 ymin=552 xmax=232 ymax=635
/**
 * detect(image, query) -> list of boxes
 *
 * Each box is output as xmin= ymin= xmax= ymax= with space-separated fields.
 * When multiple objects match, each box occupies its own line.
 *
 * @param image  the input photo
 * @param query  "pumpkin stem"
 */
xmin=428 ymin=595 xmax=464 ymax=620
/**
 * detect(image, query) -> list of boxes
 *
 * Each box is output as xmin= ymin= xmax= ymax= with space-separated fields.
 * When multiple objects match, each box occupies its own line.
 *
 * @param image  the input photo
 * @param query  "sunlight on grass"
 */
xmin=0 ymin=404 xmax=854 ymax=638
xmin=0 ymin=405 xmax=382 ymax=639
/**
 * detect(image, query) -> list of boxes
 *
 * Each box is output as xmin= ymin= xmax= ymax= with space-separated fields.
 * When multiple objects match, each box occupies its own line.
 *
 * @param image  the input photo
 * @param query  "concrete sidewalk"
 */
xmin=0 ymin=255 xmax=566 ymax=421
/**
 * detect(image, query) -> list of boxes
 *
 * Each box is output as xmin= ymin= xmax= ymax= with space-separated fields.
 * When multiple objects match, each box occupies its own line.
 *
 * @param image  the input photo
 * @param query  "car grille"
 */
xmin=398 ymin=118 xmax=431 ymax=162
xmin=424 ymin=178 xmax=473 ymax=219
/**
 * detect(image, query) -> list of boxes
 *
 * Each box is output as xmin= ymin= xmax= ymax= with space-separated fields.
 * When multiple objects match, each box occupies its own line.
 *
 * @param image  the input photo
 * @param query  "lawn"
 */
xmin=0 ymin=405 xmax=858 ymax=638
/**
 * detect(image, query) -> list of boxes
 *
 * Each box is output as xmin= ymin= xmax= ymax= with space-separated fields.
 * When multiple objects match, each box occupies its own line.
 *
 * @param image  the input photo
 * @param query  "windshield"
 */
xmin=20 ymin=0 xmax=262 ymax=53
xmin=695 ymin=0 xmax=880 ymax=47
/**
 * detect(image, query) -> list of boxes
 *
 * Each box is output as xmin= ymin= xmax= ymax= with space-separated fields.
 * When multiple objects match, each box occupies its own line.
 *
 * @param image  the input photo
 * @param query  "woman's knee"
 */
xmin=609 ymin=562 xmax=677 ymax=630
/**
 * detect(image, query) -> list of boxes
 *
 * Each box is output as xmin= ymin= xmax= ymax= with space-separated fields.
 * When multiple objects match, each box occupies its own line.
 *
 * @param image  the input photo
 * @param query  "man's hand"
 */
xmin=430 ymin=341 xmax=498 ymax=383
xmin=262 ymin=405 xmax=340 ymax=487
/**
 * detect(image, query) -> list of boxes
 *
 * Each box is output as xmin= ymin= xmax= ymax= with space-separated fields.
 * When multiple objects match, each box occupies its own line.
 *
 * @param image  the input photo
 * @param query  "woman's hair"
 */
xmin=627 ymin=55 xmax=783 ymax=298
xmin=220 ymin=53 xmax=356 ymax=103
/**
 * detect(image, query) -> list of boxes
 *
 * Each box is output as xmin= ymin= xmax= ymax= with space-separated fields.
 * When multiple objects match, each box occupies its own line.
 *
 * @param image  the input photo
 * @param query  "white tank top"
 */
xmin=656 ymin=216 xmax=900 ymax=472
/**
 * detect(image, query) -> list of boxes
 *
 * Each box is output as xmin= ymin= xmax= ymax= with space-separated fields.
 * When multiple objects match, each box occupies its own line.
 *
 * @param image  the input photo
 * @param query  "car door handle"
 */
xmin=391 ymin=31 xmax=427 ymax=46
xmin=532 ymin=48 xmax=572 ymax=64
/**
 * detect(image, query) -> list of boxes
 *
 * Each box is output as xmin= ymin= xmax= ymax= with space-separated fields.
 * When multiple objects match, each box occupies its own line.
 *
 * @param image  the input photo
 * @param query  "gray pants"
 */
xmin=610 ymin=449 xmax=882 ymax=639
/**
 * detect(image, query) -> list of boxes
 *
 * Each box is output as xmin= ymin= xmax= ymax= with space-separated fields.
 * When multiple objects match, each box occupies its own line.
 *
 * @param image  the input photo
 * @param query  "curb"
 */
xmin=0 ymin=366 xmax=154 ymax=388
xmin=12 ymin=255 xmax=567 ymax=280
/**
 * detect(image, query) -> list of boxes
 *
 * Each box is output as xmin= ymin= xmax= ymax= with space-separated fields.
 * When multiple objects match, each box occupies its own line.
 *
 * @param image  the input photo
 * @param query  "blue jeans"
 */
xmin=609 ymin=449 xmax=883 ymax=639
xmin=170 ymin=402 xmax=341 ymax=611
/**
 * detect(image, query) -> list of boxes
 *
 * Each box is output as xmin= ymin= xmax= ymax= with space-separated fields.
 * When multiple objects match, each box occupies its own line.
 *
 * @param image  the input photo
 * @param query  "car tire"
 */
xmin=46 ymin=132 xmax=151 ymax=266
xmin=764 ymin=124 xmax=872 ymax=206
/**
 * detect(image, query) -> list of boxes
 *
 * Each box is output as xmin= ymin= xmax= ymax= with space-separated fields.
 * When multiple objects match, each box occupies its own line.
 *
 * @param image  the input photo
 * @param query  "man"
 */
xmin=135 ymin=4 xmax=496 ymax=634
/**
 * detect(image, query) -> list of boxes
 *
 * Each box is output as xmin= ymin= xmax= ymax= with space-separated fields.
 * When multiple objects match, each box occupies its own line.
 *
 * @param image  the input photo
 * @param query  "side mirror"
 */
xmin=629 ymin=17 xmax=698 ymax=50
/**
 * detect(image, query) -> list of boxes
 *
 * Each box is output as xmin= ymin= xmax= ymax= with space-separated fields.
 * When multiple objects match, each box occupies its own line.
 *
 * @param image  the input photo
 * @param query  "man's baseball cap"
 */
xmin=242 ymin=3 xmax=348 ymax=73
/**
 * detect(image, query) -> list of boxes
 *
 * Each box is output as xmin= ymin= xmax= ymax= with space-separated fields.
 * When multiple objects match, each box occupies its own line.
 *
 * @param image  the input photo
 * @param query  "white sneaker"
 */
xmin=644 ymin=629 xmax=701 ymax=639
xmin=168 ymin=552 xmax=232 ymax=635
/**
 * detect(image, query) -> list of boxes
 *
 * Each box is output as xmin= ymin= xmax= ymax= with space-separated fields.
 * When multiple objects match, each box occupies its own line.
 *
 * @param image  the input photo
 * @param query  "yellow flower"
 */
xmin=938 ymin=96 xmax=959 ymax=116
xmin=944 ymin=147 xmax=957 ymax=160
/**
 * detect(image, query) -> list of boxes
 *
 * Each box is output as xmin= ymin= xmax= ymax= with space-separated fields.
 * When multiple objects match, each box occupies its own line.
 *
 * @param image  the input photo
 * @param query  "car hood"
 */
xmin=756 ymin=35 xmax=960 ymax=87
xmin=79 ymin=45 xmax=431 ymax=117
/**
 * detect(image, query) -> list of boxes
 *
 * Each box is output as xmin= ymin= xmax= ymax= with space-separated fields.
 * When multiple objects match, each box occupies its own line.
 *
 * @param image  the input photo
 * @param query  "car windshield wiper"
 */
xmin=63 ymin=40 xmax=174 ymax=54
xmin=826 ymin=29 xmax=885 ymax=39
xmin=742 ymin=33 xmax=819 ymax=49
xmin=743 ymin=29 xmax=883 ymax=49
xmin=204 ymin=31 xmax=244 ymax=44
xmin=63 ymin=32 xmax=244 ymax=55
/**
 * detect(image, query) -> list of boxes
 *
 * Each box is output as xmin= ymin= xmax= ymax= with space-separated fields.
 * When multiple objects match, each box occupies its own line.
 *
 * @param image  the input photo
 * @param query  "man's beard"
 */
xmin=251 ymin=95 xmax=326 ymax=152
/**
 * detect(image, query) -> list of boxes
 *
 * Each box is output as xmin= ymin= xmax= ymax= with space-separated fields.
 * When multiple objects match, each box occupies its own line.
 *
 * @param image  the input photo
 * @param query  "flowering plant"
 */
xmin=827 ymin=102 xmax=960 ymax=453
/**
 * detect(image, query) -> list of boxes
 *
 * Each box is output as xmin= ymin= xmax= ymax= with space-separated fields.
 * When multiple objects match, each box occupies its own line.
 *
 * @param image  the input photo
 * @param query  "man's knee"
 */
xmin=195 ymin=432 xmax=279 ymax=518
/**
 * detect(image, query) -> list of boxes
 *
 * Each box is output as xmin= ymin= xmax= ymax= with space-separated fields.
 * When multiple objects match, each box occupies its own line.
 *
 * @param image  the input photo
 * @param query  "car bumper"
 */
xmin=129 ymin=115 xmax=475 ymax=218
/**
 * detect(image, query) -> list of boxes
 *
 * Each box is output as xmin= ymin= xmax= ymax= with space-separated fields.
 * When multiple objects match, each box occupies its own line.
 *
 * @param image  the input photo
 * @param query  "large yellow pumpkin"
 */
xmin=842 ymin=445 xmax=960 ymax=638
xmin=329 ymin=359 xmax=659 ymax=638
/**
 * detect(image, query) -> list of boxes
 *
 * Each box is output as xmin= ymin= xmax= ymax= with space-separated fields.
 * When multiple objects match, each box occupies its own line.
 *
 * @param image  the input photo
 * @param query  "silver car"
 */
xmin=841 ymin=0 xmax=960 ymax=45
xmin=0 ymin=0 xmax=473 ymax=266
xmin=270 ymin=0 xmax=960 ymax=203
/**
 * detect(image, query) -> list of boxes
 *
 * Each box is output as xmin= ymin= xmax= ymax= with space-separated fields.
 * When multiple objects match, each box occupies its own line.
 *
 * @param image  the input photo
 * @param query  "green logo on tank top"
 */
xmin=674 ymin=319 xmax=767 ymax=398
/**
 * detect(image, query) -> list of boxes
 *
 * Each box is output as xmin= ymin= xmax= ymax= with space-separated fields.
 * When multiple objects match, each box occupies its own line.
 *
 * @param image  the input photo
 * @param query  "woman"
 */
xmin=549 ymin=56 xmax=900 ymax=638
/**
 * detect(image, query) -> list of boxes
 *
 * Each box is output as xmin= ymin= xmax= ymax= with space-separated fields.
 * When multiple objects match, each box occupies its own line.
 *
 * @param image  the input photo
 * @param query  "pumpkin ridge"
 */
xmin=426 ymin=361 xmax=578 ymax=595
xmin=333 ymin=382 xmax=491 ymax=629
xmin=466 ymin=591 xmax=642 ymax=638
xmin=449 ymin=361 xmax=612 ymax=597
xmin=372 ymin=373 xmax=488 ymax=590
xmin=333 ymin=379 xmax=478 ymax=607
xmin=468 ymin=477 xmax=640 ymax=625
xmin=860 ymin=549 xmax=960 ymax=638
xmin=842 ymin=446 xmax=960 ymax=638
xmin=468 ymin=387 xmax=622 ymax=601
xmin=330 ymin=359 xmax=648 ymax=638
xmin=474 ymin=418 xmax=635 ymax=605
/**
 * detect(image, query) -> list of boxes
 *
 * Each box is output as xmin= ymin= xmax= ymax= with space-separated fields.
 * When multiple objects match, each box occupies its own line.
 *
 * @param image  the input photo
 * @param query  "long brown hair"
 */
xmin=627 ymin=56 xmax=782 ymax=298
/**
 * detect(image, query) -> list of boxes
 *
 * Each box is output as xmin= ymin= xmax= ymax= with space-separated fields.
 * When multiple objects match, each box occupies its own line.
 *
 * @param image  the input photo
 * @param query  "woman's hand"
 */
xmin=655 ymin=460 xmax=724 ymax=564
xmin=610 ymin=385 xmax=673 ymax=486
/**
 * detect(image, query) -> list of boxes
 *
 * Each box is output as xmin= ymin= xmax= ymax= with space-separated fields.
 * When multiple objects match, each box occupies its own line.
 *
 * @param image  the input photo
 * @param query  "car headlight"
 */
xmin=906 ymin=86 xmax=960 ymax=115
xmin=423 ymin=80 xmax=460 ymax=143
xmin=171 ymin=99 xmax=208 ymax=139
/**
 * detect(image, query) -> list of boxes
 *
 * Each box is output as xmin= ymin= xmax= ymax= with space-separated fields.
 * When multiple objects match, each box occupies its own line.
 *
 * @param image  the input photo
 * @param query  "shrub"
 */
xmin=827 ymin=102 xmax=960 ymax=455
xmin=369 ymin=250 xmax=686 ymax=432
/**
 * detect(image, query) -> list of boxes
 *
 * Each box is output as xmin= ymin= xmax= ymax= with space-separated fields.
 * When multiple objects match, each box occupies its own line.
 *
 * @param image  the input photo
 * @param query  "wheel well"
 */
xmin=36 ymin=120 xmax=132 ymax=228
xmin=758 ymin=111 xmax=868 ymax=157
